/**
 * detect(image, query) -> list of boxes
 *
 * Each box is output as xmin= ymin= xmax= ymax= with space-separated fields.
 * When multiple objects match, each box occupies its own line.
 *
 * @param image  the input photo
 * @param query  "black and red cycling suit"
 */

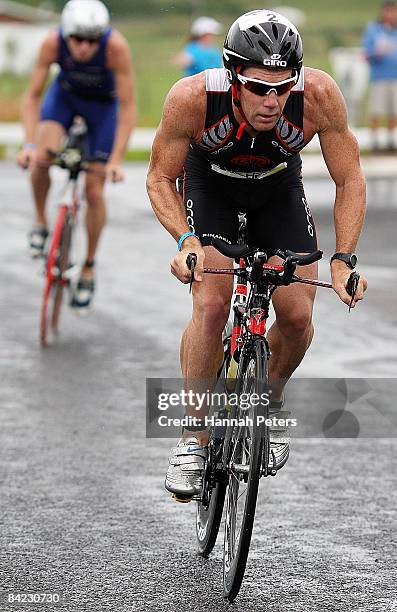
xmin=179 ymin=67 xmax=317 ymax=254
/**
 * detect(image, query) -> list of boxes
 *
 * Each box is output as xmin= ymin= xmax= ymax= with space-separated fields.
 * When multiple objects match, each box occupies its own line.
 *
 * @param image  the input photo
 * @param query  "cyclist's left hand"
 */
xmin=331 ymin=262 xmax=368 ymax=308
xmin=105 ymin=162 xmax=124 ymax=183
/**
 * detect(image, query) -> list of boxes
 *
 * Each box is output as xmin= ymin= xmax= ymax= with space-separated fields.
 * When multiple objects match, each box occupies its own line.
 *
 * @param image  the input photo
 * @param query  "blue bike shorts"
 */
xmin=40 ymin=79 xmax=118 ymax=162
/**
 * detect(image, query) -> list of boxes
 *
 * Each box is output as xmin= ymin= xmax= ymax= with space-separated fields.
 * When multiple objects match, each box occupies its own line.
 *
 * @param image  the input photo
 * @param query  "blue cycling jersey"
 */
xmin=40 ymin=28 xmax=118 ymax=161
xmin=57 ymin=27 xmax=116 ymax=100
xmin=183 ymin=41 xmax=222 ymax=77
xmin=362 ymin=21 xmax=397 ymax=81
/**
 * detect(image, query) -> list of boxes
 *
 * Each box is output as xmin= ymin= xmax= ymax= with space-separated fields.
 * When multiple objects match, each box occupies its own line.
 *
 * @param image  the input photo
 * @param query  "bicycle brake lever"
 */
xmin=186 ymin=253 xmax=197 ymax=294
xmin=282 ymin=256 xmax=297 ymax=285
xmin=346 ymin=271 xmax=360 ymax=313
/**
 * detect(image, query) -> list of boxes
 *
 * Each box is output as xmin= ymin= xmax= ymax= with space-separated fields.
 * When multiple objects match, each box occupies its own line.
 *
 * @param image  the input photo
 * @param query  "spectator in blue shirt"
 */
xmin=175 ymin=16 xmax=223 ymax=77
xmin=362 ymin=1 xmax=397 ymax=150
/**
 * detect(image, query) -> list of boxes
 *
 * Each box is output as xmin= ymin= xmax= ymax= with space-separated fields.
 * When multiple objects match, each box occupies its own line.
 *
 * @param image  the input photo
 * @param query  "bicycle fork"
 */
xmin=227 ymin=253 xmax=277 ymax=478
xmin=227 ymin=254 xmax=273 ymax=376
xmin=225 ymin=257 xmax=248 ymax=390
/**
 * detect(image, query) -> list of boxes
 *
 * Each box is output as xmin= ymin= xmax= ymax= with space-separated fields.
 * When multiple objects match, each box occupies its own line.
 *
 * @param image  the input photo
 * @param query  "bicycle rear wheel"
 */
xmin=223 ymin=336 xmax=269 ymax=601
xmin=196 ymin=433 xmax=227 ymax=557
xmin=196 ymin=343 xmax=231 ymax=557
xmin=40 ymin=206 xmax=71 ymax=346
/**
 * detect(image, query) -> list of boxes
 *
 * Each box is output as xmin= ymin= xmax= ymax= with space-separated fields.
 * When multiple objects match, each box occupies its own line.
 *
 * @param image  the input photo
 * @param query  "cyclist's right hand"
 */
xmin=16 ymin=146 xmax=37 ymax=169
xmin=170 ymin=244 xmax=205 ymax=284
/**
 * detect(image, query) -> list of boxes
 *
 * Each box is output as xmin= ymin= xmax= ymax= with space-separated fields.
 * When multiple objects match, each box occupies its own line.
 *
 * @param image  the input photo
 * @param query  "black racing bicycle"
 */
xmin=188 ymin=214 xmax=359 ymax=601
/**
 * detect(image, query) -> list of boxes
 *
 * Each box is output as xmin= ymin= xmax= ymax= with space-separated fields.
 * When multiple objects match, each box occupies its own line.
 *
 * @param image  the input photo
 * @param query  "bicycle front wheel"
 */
xmin=39 ymin=206 xmax=70 ymax=346
xmin=51 ymin=211 xmax=72 ymax=334
xmin=223 ymin=336 xmax=269 ymax=601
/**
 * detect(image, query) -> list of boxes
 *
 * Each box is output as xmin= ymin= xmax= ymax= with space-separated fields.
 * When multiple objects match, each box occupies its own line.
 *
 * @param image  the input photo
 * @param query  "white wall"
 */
xmin=0 ymin=22 xmax=57 ymax=74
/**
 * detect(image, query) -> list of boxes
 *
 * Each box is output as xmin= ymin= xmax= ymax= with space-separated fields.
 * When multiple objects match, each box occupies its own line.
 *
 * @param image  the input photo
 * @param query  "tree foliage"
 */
xmin=23 ymin=0 xmax=245 ymax=16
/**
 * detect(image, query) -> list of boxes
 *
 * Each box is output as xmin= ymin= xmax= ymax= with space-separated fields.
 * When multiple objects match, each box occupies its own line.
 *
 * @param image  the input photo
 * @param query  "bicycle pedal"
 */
xmin=30 ymin=249 xmax=45 ymax=259
xmin=62 ymin=264 xmax=80 ymax=281
xmin=171 ymin=493 xmax=194 ymax=504
xmin=263 ymin=466 xmax=277 ymax=477
xmin=71 ymin=306 xmax=91 ymax=318
xmin=263 ymin=450 xmax=278 ymax=477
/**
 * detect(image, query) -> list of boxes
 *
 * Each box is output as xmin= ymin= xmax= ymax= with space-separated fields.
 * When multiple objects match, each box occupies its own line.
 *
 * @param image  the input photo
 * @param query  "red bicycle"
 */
xmin=40 ymin=119 xmax=92 ymax=346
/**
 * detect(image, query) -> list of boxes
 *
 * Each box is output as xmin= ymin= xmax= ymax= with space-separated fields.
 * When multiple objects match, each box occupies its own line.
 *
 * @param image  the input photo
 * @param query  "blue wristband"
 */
xmin=25 ymin=143 xmax=36 ymax=150
xmin=178 ymin=231 xmax=197 ymax=251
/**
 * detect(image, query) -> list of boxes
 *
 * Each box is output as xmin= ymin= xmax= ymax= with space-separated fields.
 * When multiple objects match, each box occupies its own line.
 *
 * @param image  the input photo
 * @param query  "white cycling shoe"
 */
xmin=269 ymin=398 xmax=290 ymax=471
xmin=28 ymin=225 xmax=48 ymax=258
xmin=70 ymin=277 xmax=95 ymax=313
xmin=165 ymin=436 xmax=208 ymax=503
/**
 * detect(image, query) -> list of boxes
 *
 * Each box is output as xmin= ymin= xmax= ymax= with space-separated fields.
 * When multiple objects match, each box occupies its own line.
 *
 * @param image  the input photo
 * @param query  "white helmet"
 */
xmin=61 ymin=0 xmax=110 ymax=39
xmin=191 ymin=16 xmax=223 ymax=37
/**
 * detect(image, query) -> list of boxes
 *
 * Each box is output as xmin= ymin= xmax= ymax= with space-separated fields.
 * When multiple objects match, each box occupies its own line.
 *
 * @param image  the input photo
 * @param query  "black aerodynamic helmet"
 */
xmin=223 ymin=9 xmax=303 ymax=81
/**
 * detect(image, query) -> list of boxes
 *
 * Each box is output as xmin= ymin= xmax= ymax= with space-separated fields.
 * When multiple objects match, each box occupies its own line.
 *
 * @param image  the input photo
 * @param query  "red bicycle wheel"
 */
xmin=51 ymin=213 xmax=72 ymax=334
xmin=39 ymin=205 xmax=68 ymax=347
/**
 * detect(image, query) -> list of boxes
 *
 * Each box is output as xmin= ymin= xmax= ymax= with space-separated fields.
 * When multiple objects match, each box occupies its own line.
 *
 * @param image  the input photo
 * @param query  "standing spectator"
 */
xmin=174 ymin=17 xmax=223 ymax=77
xmin=362 ymin=1 xmax=397 ymax=151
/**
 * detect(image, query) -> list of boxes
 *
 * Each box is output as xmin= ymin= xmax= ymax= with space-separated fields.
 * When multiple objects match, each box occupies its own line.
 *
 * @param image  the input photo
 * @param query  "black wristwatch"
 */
xmin=330 ymin=252 xmax=358 ymax=269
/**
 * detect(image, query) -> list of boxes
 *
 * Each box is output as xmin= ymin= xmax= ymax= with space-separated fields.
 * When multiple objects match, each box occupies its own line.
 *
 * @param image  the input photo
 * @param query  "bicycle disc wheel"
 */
xmin=196 ymin=435 xmax=227 ymax=557
xmin=196 ymin=344 xmax=231 ymax=557
xmin=39 ymin=205 xmax=68 ymax=347
xmin=223 ymin=337 xmax=269 ymax=601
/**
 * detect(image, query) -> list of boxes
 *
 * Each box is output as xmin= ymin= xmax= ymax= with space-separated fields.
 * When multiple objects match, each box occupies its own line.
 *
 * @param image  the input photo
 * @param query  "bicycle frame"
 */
xmin=205 ymin=249 xmax=334 ymax=361
xmin=193 ymin=243 xmax=333 ymax=489
xmin=44 ymin=176 xmax=82 ymax=286
xmin=229 ymin=256 xmax=284 ymax=354
xmin=39 ymin=153 xmax=87 ymax=346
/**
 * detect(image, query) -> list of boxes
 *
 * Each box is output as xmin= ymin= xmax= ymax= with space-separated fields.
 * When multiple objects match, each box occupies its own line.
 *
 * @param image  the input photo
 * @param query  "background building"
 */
xmin=0 ymin=0 xmax=57 ymax=74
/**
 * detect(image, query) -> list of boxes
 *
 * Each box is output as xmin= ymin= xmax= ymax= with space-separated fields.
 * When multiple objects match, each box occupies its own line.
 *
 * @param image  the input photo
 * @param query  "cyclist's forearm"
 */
xmin=333 ymin=174 xmax=366 ymax=252
xmin=21 ymin=94 xmax=41 ymax=144
xmin=109 ymin=102 xmax=136 ymax=164
xmin=147 ymin=177 xmax=195 ymax=244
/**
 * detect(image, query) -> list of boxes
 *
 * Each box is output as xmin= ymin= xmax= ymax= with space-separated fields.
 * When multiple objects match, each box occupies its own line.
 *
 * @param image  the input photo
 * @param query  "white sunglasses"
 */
xmin=236 ymin=72 xmax=298 ymax=96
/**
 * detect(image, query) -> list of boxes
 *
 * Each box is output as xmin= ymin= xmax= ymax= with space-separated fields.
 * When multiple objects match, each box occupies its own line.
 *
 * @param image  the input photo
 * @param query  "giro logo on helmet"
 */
xmin=263 ymin=58 xmax=287 ymax=67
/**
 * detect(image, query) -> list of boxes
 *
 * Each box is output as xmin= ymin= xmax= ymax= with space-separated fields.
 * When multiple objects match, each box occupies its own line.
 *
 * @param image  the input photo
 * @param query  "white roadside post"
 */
xmin=329 ymin=47 xmax=369 ymax=128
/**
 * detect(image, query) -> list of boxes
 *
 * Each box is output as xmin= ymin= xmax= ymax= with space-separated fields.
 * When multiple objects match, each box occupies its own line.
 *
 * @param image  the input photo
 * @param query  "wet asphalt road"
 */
xmin=1 ymin=162 xmax=397 ymax=612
